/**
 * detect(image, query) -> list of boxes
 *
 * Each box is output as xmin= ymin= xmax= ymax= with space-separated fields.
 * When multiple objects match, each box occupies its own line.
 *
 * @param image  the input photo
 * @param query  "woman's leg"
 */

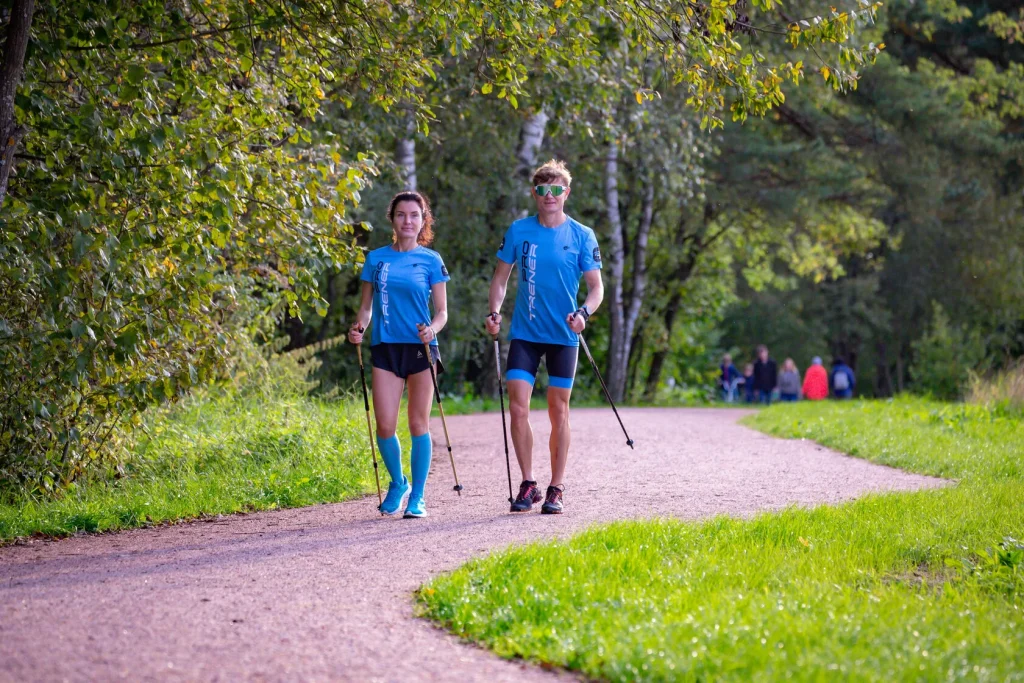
xmin=372 ymin=366 xmax=407 ymax=487
xmin=405 ymin=367 xmax=436 ymax=506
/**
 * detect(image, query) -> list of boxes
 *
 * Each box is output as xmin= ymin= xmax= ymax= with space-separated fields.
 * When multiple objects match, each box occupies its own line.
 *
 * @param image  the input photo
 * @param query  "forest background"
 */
xmin=1 ymin=0 xmax=1022 ymax=494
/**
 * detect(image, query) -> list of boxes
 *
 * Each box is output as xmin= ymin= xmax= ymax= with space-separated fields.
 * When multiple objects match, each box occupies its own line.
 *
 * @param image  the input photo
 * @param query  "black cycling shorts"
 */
xmin=370 ymin=343 xmax=442 ymax=379
xmin=506 ymin=338 xmax=578 ymax=389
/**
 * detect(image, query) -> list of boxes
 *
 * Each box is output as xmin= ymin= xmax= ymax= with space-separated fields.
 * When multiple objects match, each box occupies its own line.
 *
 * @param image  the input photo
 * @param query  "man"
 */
xmin=752 ymin=344 xmax=778 ymax=405
xmin=484 ymin=159 xmax=604 ymax=514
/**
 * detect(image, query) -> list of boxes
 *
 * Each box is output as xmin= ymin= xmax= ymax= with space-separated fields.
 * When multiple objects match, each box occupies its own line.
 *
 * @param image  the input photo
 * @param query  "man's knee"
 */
xmin=547 ymin=389 xmax=571 ymax=421
xmin=510 ymin=398 xmax=531 ymax=423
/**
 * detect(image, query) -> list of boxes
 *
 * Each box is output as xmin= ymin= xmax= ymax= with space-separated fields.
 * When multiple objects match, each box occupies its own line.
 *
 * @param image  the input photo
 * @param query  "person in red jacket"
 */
xmin=802 ymin=356 xmax=829 ymax=401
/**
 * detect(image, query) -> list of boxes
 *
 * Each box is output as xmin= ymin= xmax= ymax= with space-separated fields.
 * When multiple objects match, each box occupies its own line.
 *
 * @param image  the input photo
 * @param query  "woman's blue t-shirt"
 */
xmin=360 ymin=245 xmax=450 ymax=346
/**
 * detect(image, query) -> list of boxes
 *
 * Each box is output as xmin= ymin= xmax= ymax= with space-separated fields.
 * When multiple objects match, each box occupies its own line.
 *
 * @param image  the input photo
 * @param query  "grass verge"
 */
xmin=418 ymin=398 xmax=1024 ymax=680
xmin=0 ymin=391 xmax=380 ymax=542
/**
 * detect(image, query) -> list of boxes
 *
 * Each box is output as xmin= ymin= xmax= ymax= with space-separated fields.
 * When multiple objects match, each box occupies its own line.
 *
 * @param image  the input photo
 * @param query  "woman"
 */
xmin=802 ymin=356 xmax=829 ymax=400
xmin=348 ymin=191 xmax=450 ymax=518
xmin=778 ymin=358 xmax=802 ymax=402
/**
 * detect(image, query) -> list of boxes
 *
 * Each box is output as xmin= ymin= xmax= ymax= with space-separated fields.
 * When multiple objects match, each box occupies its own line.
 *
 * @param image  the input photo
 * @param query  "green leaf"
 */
xmin=126 ymin=64 xmax=147 ymax=85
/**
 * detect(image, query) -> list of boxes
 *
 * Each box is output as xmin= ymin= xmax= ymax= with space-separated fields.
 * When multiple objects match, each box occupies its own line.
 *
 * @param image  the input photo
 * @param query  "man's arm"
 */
xmin=580 ymin=269 xmax=604 ymax=315
xmin=485 ymin=260 xmax=514 ymax=336
xmin=568 ymin=270 xmax=604 ymax=333
xmin=489 ymin=260 xmax=514 ymax=314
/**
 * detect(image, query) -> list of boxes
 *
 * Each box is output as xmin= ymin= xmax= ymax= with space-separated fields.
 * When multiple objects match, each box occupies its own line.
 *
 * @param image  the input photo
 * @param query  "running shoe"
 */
xmin=541 ymin=485 xmax=564 ymax=514
xmin=379 ymin=477 xmax=411 ymax=516
xmin=510 ymin=480 xmax=543 ymax=512
xmin=403 ymin=495 xmax=428 ymax=518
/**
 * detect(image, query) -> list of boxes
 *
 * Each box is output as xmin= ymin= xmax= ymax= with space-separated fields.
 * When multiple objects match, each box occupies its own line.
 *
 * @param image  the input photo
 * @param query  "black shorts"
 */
xmin=506 ymin=339 xmax=578 ymax=389
xmin=370 ymin=343 xmax=443 ymax=379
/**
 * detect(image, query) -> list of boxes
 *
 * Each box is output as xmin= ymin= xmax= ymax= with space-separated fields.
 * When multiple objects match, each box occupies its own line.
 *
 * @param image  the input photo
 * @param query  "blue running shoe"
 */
xmin=379 ymin=477 xmax=411 ymax=516
xmin=403 ymin=495 xmax=428 ymax=518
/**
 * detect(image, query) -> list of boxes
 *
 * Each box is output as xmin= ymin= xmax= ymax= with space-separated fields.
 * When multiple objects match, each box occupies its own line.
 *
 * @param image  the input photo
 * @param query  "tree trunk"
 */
xmin=606 ymin=149 xmax=655 ymax=402
xmin=514 ymin=109 xmax=549 ymax=184
xmin=875 ymin=340 xmax=893 ymax=397
xmin=395 ymin=116 xmax=416 ymax=190
xmin=0 ymin=0 xmax=35 ymax=207
xmin=604 ymin=138 xmax=627 ymax=400
xmin=644 ymin=295 xmax=683 ymax=399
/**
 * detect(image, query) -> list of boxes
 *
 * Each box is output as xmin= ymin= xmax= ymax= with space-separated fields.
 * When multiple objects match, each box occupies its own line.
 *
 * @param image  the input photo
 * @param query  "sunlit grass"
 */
xmin=0 ymin=391 xmax=380 ymax=541
xmin=418 ymin=398 xmax=1024 ymax=680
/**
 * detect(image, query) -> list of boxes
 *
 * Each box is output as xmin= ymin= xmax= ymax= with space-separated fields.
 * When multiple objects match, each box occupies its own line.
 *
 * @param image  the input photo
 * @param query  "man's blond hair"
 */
xmin=531 ymin=159 xmax=572 ymax=186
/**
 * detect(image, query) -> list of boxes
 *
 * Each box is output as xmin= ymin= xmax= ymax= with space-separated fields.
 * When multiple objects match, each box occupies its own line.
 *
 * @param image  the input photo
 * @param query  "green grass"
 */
xmin=0 ymin=390 xmax=381 ymax=542
xmin=418 ymin=397 xmax=1024 ymax=681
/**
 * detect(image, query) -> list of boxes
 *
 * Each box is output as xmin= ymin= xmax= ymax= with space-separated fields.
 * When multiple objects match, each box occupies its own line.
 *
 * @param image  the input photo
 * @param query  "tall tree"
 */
xmin=0 ymin=0 xmax=34 ymax=205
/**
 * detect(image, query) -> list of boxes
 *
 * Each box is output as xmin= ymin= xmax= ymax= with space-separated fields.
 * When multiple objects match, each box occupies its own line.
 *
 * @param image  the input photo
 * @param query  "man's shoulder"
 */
xmin=567 ymin=216 xmax=596 ymax=237
xmin=510 ymin=216 xmax=539 ymax=232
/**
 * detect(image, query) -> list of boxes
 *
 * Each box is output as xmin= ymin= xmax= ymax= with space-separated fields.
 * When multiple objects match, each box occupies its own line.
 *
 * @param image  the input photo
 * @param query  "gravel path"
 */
xmin=0 ymin=408 xmax=946 ymax=682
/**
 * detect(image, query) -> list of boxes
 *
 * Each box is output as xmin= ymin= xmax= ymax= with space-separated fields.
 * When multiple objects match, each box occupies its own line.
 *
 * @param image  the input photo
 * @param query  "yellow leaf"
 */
xmin=877 ymin=42 xmax=886 ymax=50
xmin=554 ymin=0 xmax=565 ymax=7
xmin=481 ymin=82 xmax=493 ymax=95
xmin=635 ymin=90 xmax=643 ymax=104
xmin=821 ymin=66 xmax=831 ymax=81
xmin=799 ymin=536 xmax=810 ymax=547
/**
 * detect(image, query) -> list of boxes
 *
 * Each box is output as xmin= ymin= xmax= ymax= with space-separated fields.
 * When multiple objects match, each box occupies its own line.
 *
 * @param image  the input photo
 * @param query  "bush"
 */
xmin=910 ymin=302 xmax=986 ymax=400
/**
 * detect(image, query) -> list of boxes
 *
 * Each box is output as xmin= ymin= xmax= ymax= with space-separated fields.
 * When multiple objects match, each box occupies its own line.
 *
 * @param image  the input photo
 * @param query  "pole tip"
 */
xmin=453 ymin=484 xmax=464 ymax=494
xmin=627 ymin=439 xmax=634 ymax=449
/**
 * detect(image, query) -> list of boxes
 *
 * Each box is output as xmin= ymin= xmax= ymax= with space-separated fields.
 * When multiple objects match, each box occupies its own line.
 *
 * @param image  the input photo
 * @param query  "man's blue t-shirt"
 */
xmin=496 ymin=215 xmax=602 ymax=347
xmin=360 ymin=245 xmax=450 ymax=346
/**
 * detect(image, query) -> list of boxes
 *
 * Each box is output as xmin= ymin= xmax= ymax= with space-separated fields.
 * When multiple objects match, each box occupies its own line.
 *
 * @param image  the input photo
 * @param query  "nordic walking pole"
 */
xmin=574 ymin=315 xmax=635 ymax=449
xmin=491 ymin=314 xmax=514 ymax=504
xmin=418 ymin=324 xmax=463 ymax=495
xmin=355 ymin=337 xmax=384 ymax=513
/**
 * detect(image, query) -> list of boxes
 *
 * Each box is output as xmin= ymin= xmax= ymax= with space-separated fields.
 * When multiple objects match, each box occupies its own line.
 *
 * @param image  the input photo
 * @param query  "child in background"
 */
xmin=742 ymin=363 xmax=756 ymax=403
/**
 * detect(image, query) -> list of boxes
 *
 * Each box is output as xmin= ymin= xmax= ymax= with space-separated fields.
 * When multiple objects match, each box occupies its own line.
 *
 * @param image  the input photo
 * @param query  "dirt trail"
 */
xmin=0 ymin=408 xmax=945 ymax=682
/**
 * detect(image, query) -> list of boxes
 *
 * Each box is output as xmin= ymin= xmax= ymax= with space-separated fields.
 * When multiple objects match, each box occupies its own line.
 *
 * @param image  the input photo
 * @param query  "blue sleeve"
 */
xmin=579 ymin=228 xmax=602 ymax=271
xmin=496 ymin=224 xmax=515 ymax=264
xmin=359 ymin=252 xmax=373 ymax=282
xmin=429 ymin=253 xmax=451 ymax=285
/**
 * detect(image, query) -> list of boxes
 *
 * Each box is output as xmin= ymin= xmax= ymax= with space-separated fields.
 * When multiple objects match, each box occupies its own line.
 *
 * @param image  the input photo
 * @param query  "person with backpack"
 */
xmin=831 ymin=357 xmax=856 ymax=399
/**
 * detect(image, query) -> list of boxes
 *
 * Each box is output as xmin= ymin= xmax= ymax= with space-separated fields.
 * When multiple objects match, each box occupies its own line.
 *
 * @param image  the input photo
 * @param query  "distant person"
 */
xmin=752 ymin=344 xmax=778 ymax=405
xmin=742 ymin=363 xmax=755 ymax=403
xmin=778 ymin=358 xmax=801 ymax=402
xmin=802 ymin=357 xmax=829 ymax=400
xmin=831 ymin=357 xmax=856 ymax=399
xmin=720 ymin=353 xmax=741 ymax=402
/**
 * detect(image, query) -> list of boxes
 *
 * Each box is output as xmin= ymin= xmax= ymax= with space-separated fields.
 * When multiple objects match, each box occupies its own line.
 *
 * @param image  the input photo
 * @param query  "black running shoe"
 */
xmin=541 ymin=485 xmax=564 ymax=514
xmin=510 ymin=480 xmax=543 ymax=512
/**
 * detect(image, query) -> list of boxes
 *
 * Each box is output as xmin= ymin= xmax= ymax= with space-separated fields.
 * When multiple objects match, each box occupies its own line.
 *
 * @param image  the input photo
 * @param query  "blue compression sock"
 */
xmin=375 ymin=434 xmax=404 ymax=485
xmin=410 ymin=433 xmax=433 ymax=499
